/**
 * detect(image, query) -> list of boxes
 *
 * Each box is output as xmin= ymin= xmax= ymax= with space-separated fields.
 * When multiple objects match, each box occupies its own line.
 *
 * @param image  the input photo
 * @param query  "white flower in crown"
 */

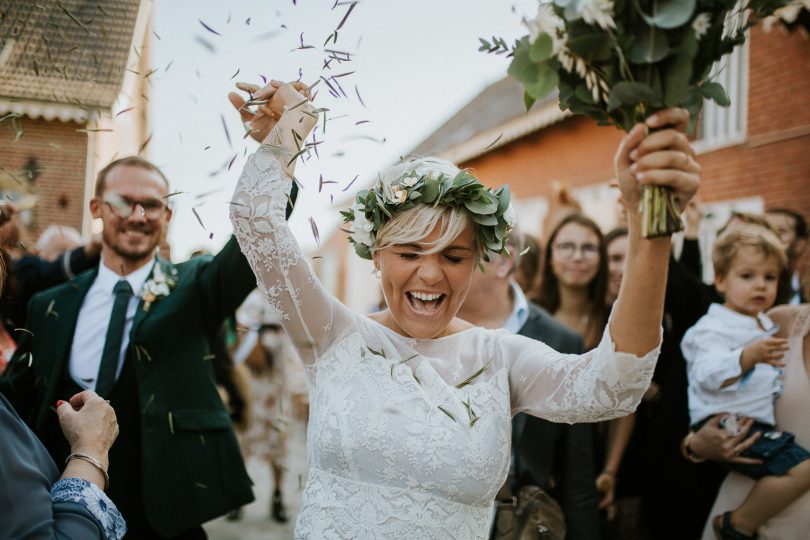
xmin=401 ymin=174 xmax=420 ymax=187
xmin=348 ymin=203 xmax=375 ymax=248
xmin=140 ymin=264 xmax=177 ymax=312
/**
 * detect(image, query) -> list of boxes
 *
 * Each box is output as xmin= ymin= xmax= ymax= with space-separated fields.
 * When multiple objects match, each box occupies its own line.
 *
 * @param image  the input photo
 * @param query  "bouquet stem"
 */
xmin=640 ymin=185 xmax=684 ymax=238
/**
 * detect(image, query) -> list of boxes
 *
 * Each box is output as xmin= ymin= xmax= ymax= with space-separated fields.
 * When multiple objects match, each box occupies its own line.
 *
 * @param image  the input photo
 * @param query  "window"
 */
xmin=694 ymin=27 xmax=749 ymax=152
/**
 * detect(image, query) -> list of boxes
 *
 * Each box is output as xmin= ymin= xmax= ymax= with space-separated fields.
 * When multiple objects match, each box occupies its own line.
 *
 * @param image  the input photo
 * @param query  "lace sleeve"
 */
xmin=51 ymin=478 xmax=126 ymax=540
xmin=230 ymin=140 xmax=354 ymax=364
xmin=503 ymin=322 xmax=660 ymax=423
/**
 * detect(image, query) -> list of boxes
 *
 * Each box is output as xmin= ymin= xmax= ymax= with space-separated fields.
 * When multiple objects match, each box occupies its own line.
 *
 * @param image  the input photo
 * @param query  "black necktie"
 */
xmin=96 ymin=279 xmax=133 ymax=397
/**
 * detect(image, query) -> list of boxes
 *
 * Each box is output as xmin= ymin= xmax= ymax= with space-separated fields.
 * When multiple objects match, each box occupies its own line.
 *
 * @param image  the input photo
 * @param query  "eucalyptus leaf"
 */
xmin=472 ymin=213 xmax=499 ymax=226
xmin=507 ymin=38 xmax=539 ymax=85
xmin=627 ymin=24 xmax=670 ymax=63
xmin=633 ymin=0 xmax=696 ymax=29
xmin=420 ymin=180 xmax=439 ymax=204
xmin=496 ymin=185 xmax=511 ymax=214
xmin=700 ymin=81 xmax=730 ymax=107
xmin=524 ymin=91 xmax=537 ymax=110
xmin=662 ymin=52 xmax=693 ymax=107
xmin=464 ymin=196 xmax=498 ymax=215
xmin=524 ymin=68 xmax=559 ymax=100
xmin=609 ymin=81 xmax=661 ymax=106
xmin=529 ymin=33 xmax=554 ymax=62
xmin=567 ymin=33 xmax=613 ymax=63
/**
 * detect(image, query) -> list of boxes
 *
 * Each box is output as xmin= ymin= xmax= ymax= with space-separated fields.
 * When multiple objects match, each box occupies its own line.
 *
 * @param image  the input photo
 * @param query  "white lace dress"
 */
xmin=230 ymin=144 xmax=660 ymax=539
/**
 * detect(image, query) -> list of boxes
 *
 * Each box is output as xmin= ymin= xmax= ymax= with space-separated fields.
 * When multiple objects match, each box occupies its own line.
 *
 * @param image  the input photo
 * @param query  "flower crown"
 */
xmin=340 ymin=168 xmax=516 ymax=261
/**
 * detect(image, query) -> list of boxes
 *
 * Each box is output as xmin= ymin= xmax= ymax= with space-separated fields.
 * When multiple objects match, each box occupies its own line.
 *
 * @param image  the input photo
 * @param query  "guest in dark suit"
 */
xmin=458 ymin=228 xmax=598 ymax=540
xmin=1 ymin=156 xmax=256 ymax=539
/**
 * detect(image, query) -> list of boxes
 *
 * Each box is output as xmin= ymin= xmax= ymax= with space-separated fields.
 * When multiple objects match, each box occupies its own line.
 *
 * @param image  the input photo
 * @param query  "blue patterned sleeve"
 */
xmin=51 ymin=478 xmax=127 ymax=540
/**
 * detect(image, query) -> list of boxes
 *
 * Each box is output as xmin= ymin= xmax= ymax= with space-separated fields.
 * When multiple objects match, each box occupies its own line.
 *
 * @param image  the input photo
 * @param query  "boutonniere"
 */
xmin=140 ymin=264 xmax=177 ymax=312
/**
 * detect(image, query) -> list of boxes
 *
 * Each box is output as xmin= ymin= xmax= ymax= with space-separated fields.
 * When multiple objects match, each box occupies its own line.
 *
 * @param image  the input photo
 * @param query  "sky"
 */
xmin=149 ymin=0 xmax=537 ymax=258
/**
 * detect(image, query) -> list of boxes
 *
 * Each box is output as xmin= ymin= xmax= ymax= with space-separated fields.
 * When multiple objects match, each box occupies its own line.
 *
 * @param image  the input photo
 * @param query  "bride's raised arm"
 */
xmin=229 ymin=80 xmax=353 ymax=364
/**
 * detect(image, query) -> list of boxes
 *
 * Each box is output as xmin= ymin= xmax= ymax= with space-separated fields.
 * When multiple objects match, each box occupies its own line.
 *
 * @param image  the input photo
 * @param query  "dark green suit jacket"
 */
xmin=1 ymin=236 xmax=256 ymax=537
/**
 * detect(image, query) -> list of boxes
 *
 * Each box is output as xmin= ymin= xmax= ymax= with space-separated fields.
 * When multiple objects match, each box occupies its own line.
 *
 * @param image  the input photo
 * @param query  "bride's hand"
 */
xmin=614 ymin=108 xmax=701 ymax=215
xmin=228 ymin=80 xmax=311 ymax=143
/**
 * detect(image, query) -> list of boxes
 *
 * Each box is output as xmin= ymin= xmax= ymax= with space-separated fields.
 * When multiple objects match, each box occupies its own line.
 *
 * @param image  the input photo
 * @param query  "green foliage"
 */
xmin=486 ymin=0 xmax=791 ymax=133
xmin=343 ymin=168 xmax=514 ymax=261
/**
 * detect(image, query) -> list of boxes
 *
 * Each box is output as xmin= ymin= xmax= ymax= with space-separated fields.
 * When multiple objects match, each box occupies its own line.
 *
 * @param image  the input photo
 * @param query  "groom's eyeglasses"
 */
xmin=101 ymin=193 xmax=167 ymax=221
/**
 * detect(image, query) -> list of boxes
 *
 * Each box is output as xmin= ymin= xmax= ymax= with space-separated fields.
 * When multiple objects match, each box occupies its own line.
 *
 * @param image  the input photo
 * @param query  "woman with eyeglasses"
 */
xmin=533 ymin=213 xmax=609 ymax=351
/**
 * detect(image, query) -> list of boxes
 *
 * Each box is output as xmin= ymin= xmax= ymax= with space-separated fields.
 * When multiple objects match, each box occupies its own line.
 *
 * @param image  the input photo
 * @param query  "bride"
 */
xmin=228 ymin=79 xmax=700 ymax=539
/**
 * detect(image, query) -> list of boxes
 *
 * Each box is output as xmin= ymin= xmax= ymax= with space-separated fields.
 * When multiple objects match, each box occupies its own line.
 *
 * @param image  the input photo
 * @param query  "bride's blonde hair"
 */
xmin=373 ymin=157 xmax=476 ymax=255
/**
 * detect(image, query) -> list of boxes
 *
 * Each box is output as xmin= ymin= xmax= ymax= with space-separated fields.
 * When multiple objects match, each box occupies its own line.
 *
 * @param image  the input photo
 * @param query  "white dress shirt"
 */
xmin=681 ymin=303 xmax=782 ymax=426
xmin=503 ymin=281 xmax=530 ymax=334
xmin=69 ymin=258 xmax=155 ymax=390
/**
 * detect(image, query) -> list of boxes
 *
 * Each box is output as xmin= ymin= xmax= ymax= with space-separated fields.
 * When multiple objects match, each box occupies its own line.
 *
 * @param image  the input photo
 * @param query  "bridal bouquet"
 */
xmin=481 ymin=0 xmax=793 ymax=237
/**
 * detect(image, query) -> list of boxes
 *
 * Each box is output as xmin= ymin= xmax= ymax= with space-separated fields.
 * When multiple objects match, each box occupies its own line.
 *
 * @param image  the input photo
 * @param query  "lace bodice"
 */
xmin=230 ymin=143 xmax=660 ymax=539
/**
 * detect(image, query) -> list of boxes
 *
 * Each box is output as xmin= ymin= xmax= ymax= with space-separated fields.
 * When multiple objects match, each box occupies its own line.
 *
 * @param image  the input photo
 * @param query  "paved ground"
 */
xmin=204 ymin=420 xmax=308 ymax=540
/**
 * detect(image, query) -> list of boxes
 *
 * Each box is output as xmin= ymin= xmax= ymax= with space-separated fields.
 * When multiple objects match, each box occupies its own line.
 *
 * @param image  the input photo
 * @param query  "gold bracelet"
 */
xmin=65 ymin=452 xmax=109 ymax=490
xmin=680 ymin=432 xmax=706 ymax=464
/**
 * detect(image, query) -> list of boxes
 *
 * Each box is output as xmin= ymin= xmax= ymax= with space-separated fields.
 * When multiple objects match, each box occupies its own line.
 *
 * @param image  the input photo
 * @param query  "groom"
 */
xmin=1 ymin=156 xmax=256 ymax=539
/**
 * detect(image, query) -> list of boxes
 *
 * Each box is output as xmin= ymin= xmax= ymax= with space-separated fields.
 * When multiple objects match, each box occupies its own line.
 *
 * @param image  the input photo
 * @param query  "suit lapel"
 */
xmin=130 ymin=257 xmax=178 ymax=340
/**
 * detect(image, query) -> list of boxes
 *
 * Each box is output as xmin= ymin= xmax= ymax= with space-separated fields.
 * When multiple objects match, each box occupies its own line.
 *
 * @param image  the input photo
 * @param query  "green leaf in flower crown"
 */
xmin=700 ymin=82 xmax=731 ymax=107
xmin=609 ymin=81 xmax=662 ymax=107
xmin=464 ymin=195 xmax=498 ymax=215
xmin=524 ymin=92 xmax=537 ymax=110
xmin=421 ymin=179 xmax=440 ymax=204
xmin=472 ymin=213 xmax=498 ymax=226
xmin=633 ymin=0 xmax=696 ymax=29
xmin=355 ymin=243 xmax=372 ymax=259
xmin=529 ymin=33 xmax=554 ymax=62
xmin=628 ymin=23 xmax=670 ymax=63
xmin=496 ymin=185 xmax=511 ymax=215
xmin=567 ymin=33 xmax=613 ymax=63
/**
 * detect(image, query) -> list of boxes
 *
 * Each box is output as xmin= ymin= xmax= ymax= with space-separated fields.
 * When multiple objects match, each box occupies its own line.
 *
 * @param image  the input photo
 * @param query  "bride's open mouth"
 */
xmin=406 ymin=291 xmax=446 ymax=314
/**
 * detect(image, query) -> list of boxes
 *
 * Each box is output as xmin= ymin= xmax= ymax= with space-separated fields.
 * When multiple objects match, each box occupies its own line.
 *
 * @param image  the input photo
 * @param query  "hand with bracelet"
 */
xmin=681 ymin=413 xmax=763 ymax=465
xmin=57 ymin=390 xmax=119 ymax=490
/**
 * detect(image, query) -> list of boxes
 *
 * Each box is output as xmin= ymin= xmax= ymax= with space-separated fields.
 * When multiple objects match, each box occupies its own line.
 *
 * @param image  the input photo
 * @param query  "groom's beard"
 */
xmin=104 ymin=222 xmax=162 ymax=262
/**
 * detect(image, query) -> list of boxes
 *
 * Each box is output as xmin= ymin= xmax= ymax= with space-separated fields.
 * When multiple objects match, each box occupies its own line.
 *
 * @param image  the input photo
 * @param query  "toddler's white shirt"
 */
xmin=681 ymin=303 xmax=781 ymax=425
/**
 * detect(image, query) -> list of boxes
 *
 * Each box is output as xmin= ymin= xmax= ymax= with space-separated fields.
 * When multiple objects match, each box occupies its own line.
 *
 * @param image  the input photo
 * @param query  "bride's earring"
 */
xmin=374 ymin=268 xmax=381 ymax=279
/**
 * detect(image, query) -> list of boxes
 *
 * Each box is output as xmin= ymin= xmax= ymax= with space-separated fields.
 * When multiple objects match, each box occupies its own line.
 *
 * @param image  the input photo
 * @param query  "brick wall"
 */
xmin=0 ymin=117 xmax=87 ymax=243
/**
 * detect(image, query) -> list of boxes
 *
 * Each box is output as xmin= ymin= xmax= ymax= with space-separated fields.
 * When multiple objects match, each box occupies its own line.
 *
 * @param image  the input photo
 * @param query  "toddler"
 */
xmin=682 ymin=224 xmax=810 ymax=539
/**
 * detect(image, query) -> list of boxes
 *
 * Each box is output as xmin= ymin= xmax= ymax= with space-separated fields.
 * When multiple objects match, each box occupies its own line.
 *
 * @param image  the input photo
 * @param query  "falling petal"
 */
xmin=191 ymin=207 xmax=207 ymax=230
xmin=336 ymin=2 xmax=357 ymax=30
xmin=309 ymin=216 xmax=320 ymax=245
xmin=198 ymin=19 xmax=222 ymax=36
xmin=342 ymin=175 xmax=359 ymax=192
xmin=221 ymin=114 xmax=232 ymax=148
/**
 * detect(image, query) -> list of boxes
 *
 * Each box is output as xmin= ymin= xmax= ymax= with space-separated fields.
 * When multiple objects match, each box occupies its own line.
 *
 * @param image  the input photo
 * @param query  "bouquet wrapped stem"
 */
xmin=642 ymin=184 xmax=683 ymax=238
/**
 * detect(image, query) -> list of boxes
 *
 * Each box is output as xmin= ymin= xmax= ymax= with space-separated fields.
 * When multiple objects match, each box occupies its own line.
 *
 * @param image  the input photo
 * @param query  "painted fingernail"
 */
xmin=635 ymin=172 xmax=646 ymax=181
xmin=629 ymin=149 xmax=638 ymax=161
xmin=56 ymin=400 xmax=65 ymax=408
xmin=647 ymin=114 xmax=658 ymax=125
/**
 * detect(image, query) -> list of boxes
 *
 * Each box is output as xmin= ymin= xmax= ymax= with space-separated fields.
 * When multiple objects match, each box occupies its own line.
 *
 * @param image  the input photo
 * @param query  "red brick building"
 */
xmin=0 ymin=0 xmax=151 ymax=241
